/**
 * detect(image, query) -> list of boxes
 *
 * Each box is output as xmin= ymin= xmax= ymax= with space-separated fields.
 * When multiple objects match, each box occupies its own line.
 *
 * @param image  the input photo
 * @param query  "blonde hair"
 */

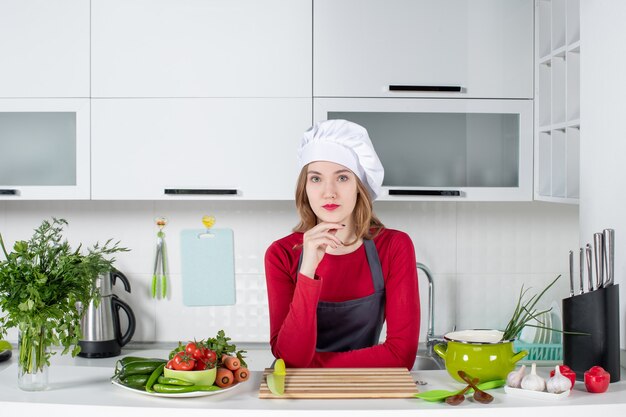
xmin=293 ymin=166 xmax=384 ymax=246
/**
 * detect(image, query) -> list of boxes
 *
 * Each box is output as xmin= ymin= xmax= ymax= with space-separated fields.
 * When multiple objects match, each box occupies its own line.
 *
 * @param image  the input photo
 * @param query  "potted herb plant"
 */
xmin=0 ymin=218 xmax=128 ymax=391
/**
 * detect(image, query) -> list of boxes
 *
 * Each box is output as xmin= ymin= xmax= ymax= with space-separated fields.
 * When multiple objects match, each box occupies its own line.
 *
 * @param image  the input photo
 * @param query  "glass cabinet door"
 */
xmin=0 ymin=99 xmax=90 ymax=199
xmin=314 ymin=98 xmax=533 ymax=201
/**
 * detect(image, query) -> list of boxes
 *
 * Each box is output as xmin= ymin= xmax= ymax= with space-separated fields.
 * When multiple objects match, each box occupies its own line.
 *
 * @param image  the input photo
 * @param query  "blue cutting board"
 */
xmin=180 ymin=228 xmax=235 ymax=306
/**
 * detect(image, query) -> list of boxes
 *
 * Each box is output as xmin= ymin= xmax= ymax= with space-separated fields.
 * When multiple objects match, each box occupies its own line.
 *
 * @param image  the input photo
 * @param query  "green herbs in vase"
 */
xmin=0 ymin=218 xmax=128 ymax=390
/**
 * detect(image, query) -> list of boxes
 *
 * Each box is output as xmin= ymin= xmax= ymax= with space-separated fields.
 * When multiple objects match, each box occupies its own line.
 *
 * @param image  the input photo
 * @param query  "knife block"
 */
xmin=562 ymin=284 xmax=620 ymax=382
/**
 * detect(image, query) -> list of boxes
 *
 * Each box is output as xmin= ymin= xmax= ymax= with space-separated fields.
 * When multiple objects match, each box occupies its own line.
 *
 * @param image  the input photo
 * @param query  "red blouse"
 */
xmin=264 ymin=228 xmax=420 ymax=369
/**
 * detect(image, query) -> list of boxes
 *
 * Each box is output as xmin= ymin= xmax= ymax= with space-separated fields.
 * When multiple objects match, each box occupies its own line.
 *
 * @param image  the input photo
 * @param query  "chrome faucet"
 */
xmin=417 ymin=262 xmax=447 ymax=368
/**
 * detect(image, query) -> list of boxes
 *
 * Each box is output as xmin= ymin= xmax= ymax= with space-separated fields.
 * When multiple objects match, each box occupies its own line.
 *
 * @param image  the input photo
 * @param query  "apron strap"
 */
xmin=363 ymin=239 xmax=384 ymax=292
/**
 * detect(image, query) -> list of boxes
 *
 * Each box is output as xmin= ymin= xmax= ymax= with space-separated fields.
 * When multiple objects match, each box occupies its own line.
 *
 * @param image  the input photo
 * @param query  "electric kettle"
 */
xmin=78 ymin=269 xmax=136 ymax=358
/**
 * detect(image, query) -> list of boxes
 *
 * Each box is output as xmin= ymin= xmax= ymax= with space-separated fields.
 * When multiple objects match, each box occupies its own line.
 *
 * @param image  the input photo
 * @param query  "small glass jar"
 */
xmin=17 ymin=324 xmax=49 ymax=391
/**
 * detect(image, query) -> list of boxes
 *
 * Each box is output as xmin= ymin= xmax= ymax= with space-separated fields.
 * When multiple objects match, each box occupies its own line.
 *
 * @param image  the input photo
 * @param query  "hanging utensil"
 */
xmin=152 ymin=217 xmax=168 ymax=299
xmin=593 ymin=233 xmax=604 ymax=290
xmin=603 ymin=229 xmax=615 ymax=287
xmin=152 ymin=239 xmax=162 ymax=299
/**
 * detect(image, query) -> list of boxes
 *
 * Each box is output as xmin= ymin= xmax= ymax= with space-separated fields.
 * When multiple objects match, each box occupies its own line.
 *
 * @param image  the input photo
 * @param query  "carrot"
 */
xmin=234 ymin=367 xmax=249 ymax=382
xmin=215 ymin=367 xmax=234 ymax=388
xmin=222 ymin=354 xmax=240 ymax=371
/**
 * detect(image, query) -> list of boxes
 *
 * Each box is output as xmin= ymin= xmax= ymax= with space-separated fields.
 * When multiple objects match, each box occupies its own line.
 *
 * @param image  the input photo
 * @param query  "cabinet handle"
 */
xmin=389 ymin=189 xmax=461 ymax=197
xmin=389 ymin=85 xmax=463 ymax=92
xmin=164 ymin=189 xmax=238 ymax=195
xmin=0 ymin=189 xmax=18 ymax=195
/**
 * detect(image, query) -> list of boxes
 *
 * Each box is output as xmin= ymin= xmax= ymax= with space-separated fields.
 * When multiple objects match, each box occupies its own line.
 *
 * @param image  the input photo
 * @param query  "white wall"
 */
xmin=580 ymin=1 xmax=626 ymax=349
xmin=0 ymin=200 xmax=577 ymax=346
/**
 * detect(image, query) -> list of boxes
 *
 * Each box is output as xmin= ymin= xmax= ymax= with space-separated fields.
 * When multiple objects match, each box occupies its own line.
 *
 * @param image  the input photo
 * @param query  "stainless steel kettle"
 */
xmin=78 ymin=269 xmax=136 ymax=358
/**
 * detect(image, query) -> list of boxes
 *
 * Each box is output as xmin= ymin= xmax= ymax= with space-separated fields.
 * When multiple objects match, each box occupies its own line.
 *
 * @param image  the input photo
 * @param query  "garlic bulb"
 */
xmin=547 ymin=365 xmax=571 ymax=394
xmin=521 ymin=363 xmax=546 ymax=392
xmin=506 ymin=365 xmax=526 ymax=388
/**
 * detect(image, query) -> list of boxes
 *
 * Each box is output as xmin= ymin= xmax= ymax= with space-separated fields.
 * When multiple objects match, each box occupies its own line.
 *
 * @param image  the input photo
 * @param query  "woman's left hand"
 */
xmin=298 ymin=222 xmax=345 ymax=278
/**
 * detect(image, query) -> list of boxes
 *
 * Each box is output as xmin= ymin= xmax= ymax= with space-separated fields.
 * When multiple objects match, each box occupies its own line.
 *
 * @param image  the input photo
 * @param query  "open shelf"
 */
xmin=535 ymin=0 xmax=580 ymax=204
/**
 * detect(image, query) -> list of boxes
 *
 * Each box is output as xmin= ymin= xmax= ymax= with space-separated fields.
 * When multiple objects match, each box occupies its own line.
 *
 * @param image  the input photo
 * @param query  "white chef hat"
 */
xmin=297 ymin=119 xmax=384 ymax=200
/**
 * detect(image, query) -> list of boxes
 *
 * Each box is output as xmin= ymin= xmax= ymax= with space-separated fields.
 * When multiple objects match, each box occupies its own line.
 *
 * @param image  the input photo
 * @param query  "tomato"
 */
xmin=584 ymin=366 xmax=610 ymax=393
xmin=191 ymin=347 xmax=217 ymax=369
xmin=204 ymin=349 xmax=217 ymax=365
xmin=193 ymin=359 xmax=207 ymax=371
xmin=192 ymin=345 xmax=207 ymax=361
xmin=185 ymin=342 xmax=199 ymax=357
xmin=165 ymin=359 xmax=176 ymax=370
xmin=172 ymin=352 xmax=196 ymax=371
xmin=550 ymin=365 xmax=576 ymax=390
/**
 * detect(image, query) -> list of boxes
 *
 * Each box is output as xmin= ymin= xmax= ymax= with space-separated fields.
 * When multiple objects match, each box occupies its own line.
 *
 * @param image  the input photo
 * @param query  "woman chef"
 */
xmin=264 ymin=119 xmax=420 ymax=369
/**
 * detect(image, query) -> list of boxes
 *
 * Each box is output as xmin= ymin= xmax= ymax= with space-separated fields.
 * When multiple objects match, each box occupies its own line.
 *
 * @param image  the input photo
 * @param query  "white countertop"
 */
xmin=1 ymin=346 xmax=625 ymax=417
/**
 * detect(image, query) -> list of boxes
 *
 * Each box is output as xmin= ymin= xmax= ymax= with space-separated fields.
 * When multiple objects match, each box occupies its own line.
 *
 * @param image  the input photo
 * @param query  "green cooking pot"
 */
xmin=434 ymin=330 xmax=528 ymax=383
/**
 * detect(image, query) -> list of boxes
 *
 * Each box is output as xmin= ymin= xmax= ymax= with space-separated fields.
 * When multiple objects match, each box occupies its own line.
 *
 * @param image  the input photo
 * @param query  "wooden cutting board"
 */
xmin=258 ymin=367 xmax=419 ymax=399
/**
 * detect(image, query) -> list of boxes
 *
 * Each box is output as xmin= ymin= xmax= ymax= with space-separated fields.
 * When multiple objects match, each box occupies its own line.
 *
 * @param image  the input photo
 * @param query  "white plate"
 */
xmin=532 ymin=314 xmax=544 ymax=344
xmin=541 ymin=312 xmax=552 ymax=344
xmin=504 ymin=385 xmax=570 ymax=400
xmin=519 ymin=322 xmax=537 ymax=343
xmin=111 ymin=377 xmax=243 ymax=398
xmin=550 ymin=301 xmax=562 ymax=344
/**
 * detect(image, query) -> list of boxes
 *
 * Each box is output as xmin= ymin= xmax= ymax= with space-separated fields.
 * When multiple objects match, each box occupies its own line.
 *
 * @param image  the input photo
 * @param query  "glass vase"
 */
xmin=17 ymin=324 xmax=49 ymax=391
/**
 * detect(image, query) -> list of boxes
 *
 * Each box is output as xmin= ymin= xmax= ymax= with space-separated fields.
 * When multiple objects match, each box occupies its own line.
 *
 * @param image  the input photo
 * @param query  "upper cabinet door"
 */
xmin=0 ymin=0 xmax=89 ymax=98
xmin=91 ymin=98 xmax=311 ymax=200
xmin=314 ymin=0 xmax=533 ymax=99
xmin=0 ymin=99 xmax=90 ymax=200
xmin=92 ymin=0 xmax=312 ymax=98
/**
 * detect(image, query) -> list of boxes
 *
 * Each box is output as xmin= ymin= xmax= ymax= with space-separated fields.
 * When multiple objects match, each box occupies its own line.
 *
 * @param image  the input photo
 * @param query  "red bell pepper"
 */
xmin=584 ymin=366 xmax=610 ymax=393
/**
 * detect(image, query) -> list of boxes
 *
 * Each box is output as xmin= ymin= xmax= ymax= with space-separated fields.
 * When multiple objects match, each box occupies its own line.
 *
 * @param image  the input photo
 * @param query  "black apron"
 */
xmin=297 ymin=239 xmax=386 ymax=352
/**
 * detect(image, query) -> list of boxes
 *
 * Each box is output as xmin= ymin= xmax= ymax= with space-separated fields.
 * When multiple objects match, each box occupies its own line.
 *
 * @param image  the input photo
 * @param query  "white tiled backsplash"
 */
xmin=0 ymin=201 xmax=578 ymax=345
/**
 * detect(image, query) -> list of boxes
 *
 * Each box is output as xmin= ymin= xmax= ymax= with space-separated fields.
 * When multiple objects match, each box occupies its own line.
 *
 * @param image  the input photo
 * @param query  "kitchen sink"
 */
xmin=411 ymin=354 xmax=444 ymax=371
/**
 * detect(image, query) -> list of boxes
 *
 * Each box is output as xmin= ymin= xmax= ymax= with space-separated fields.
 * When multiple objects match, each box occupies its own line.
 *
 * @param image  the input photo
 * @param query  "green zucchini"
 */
xmin=119 ymin=374 xmax=149 ymax=390
xmin=117 ymin=360 xmax=167 ymax=378
xmin=115 ymin=356 xmax=166 ymax=375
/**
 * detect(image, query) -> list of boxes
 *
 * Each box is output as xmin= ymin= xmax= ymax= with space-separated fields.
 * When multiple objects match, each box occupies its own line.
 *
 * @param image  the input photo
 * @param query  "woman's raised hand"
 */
xmin=298 ymin=222 xmax=345 ymax=279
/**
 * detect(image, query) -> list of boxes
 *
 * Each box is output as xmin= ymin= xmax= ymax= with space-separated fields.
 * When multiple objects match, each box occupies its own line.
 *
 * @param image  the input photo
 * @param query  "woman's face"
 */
xmin=305 ymin=161 xmax=358 ymax=226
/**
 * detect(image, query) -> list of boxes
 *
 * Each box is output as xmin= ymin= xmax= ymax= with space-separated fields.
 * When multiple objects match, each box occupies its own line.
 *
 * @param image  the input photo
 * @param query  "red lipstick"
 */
xmin=322 ymin=204 xmax=339 ymax=211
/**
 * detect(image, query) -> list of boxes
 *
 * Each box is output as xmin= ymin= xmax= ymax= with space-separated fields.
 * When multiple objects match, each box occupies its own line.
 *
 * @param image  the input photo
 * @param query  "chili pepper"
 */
xmin=118 ymin=361 xmax=166 ymax=379
xmin=145 ymin=363 xmax=165 ymax=393
xmin=152 ymin=383 xmax=222 ymax=394
xmin=157 ymin=376 xmax=194 ymax=386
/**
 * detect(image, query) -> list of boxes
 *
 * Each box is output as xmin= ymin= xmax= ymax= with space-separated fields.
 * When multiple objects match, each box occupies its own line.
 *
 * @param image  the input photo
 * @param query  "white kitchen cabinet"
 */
xmin=0 ymin=99 xmax=90 ymax=199
xmin=314 ymin=0 xmax=533 ymax=99
xmin=0 ymin=0 xmax=89 ymax=98
xmin=534 ymin=0 xmax=580 ymax=204
xmin=91 ymin=99 xmax=311 ymax=200
xmin=315 ymin=98 xmax=533 ymax=201
xmin=91 ymin=0 xmax=311 ymax=98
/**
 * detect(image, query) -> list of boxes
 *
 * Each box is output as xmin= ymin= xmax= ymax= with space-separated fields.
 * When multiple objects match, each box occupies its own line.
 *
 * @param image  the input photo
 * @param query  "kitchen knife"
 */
xmin=594 ymin=233 xmax=605 ymax=290
xmin=568 ymin=250 xmax=574 ymax=297
xmin=586 ymin=244 xmax=594 ymax=292
xmin=603 ymin=229 xmax=615 ymax=287
xmin=579 ymin=248 xmax=585 ymax=295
